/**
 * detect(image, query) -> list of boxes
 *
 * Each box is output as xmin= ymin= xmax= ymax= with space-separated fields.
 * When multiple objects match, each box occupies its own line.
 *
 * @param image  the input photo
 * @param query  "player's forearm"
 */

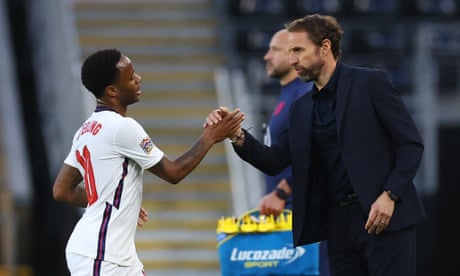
xmin=53 ymin=164 xmax=88 ymax=207
xmin=54 ymin=184 xmax=88 ymax=207
xmin=68 ymin=186 xmax=88 ymax=207
xmin=151 ymin=135 xmax=213 ymax=184
xmin=172 ymin=135 xmax=213 ymax=182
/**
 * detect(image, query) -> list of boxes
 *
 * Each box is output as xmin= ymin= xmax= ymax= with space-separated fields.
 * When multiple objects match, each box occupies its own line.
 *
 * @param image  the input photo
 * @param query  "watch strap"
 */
xmin=385 ymin=190 xmax=400 ymax=203
xmin=274 ymin=187 xmax=288 ymax=201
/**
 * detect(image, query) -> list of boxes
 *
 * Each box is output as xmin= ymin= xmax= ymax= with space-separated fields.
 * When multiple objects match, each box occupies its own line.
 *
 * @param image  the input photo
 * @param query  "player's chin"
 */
xmin=129 ymin=97 xmax=140 ymax=105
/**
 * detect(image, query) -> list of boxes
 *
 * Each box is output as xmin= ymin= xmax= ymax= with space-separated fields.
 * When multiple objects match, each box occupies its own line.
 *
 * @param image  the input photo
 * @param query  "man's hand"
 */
xmin=137 ymin=207 xmax=148 ymax=227
xmin=365 ymin=191 xmax=395 ymax=234
xmin=258 ymin=179 xmax=291 ymax=217
xmin=202 ymin=108 xmax=244 ymax=144
xmin=203 ymin=106 xmax=230 ymax=128
xmin=204 ymin=106 xmax=244 ymax=143
xmin=258 ymin=192 xmax=286 ymax=217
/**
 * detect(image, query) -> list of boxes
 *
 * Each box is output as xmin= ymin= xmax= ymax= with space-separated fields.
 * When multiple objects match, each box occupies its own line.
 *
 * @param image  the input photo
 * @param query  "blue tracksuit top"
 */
xmin=263 ymin=78 xmax=313 ymax=208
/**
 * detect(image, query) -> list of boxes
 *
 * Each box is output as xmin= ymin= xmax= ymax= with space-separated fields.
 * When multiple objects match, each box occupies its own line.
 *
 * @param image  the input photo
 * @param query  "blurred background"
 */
xmin=0 ymin=0 xmax=459 ymax=275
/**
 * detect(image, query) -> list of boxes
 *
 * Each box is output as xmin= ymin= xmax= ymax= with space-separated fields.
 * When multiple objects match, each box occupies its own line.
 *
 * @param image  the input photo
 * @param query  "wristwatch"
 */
xmin=229 ymin=129 xmax=245 ymax=143
xmin=385 ymin=190 xmax=400 ymax=203
xmin=274 ymin=187 xmax=288 ymax=201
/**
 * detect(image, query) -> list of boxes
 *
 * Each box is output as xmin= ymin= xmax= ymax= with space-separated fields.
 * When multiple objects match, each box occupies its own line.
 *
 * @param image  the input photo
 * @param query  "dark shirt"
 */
xmin=264 ymin=78 xmax=313 ymax=208
xmin=311 ymin=63 xmax=354 ymax=202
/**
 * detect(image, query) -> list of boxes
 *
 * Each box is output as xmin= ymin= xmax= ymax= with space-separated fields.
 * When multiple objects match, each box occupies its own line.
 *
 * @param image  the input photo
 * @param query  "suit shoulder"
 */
xmin=290 ymin=90 xmax=312 ymax=112
xmin=345 ymin=63 xmax=387 ymax=79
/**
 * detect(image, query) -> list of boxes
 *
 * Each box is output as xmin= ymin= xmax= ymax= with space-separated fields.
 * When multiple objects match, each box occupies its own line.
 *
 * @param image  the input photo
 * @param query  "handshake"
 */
xmin=203 ymin=106 xmax=246 ymax=144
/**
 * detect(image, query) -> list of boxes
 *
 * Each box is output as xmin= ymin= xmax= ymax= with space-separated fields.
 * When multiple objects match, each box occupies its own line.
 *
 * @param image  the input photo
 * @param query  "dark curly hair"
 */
xmin=285 ymin=14 xmax=343 ymax=60
xmin=81 ymin=49 xmax=122 ymax=98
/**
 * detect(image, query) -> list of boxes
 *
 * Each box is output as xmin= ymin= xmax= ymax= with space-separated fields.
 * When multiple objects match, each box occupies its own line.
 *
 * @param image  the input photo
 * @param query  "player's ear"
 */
xmin=106 ymin=85 xmax=118 ymax=97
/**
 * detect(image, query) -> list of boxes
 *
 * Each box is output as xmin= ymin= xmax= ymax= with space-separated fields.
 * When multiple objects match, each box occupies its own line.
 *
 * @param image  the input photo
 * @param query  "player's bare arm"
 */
xmin=53 ymin=164 xmax=88 ymax=207
xmin=149 ymin=108 xmax=244 ymax=184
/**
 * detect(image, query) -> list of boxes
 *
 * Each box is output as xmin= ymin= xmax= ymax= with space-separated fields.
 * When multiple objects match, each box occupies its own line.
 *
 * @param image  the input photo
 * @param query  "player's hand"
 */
xmin=137 ymin=207 xmax=148 ymax=227
xmin=203 ymin=108 xmax=244 ymax=143
xmin=258 ymin=192 xmax=286 ymax=217
xmin=204 ymin=107 xmax=245 ymax=142
xmin=203 ymin=106 xmax=231 ymax=128
xmin=365 ymin=191 xmax=395 ymax=234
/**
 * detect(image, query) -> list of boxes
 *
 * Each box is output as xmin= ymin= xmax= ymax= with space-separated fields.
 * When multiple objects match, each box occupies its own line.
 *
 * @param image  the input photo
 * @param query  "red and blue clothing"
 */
xmin=263 ymin=77 xmax=313 ymax=208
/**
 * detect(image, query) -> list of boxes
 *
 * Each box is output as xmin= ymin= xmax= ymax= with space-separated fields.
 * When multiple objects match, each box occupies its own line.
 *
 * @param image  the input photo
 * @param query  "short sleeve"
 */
xmin=114 ymin=117 xmax=164 ymax=169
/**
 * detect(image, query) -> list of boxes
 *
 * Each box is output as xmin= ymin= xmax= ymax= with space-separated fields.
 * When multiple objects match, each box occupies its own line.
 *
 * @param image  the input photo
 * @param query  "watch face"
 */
xmin=275 ymin=188 xmax=288 ymax=200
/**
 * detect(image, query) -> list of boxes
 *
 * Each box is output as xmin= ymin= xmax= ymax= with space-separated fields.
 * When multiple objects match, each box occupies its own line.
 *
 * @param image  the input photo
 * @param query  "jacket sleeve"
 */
xmin=370 ymin=70 xmax=424 ymax=197
xmin=232 ymin=129 xmax=291 ymax=176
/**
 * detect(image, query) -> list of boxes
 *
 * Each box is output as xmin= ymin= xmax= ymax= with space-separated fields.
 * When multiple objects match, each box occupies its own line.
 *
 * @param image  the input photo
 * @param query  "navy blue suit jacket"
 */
xmin=234 ymin=63 xmax=426 ymax=246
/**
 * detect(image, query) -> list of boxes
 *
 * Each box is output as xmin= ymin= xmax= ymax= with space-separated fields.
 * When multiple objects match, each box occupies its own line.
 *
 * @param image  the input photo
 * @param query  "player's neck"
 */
xmin=96 ymin=99 xmax=126 ymax=116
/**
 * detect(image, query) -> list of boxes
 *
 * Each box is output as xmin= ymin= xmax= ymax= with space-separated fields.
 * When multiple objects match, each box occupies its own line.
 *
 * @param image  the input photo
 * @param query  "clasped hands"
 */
xmin=204 ymin=106 xmax=244 ymax=142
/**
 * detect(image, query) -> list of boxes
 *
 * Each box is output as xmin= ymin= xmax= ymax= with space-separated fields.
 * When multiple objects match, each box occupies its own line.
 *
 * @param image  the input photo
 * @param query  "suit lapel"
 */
xmin=336 ymin=65 xmax=353 ymax=135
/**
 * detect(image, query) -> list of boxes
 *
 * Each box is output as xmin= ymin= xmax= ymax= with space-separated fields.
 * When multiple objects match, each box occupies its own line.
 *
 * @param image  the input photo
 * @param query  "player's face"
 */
xmin=264 ymin=31 xmax=291 ymax=80
xmin=287 ymin=31 xmax=323 ymax=83
xmin=114 ymin=55 xmax=142 ymax=106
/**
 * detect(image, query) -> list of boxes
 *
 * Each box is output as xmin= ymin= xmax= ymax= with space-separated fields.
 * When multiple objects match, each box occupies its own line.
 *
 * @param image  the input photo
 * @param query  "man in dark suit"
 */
xmin=207 ymin=14 xmax=425 ymax=276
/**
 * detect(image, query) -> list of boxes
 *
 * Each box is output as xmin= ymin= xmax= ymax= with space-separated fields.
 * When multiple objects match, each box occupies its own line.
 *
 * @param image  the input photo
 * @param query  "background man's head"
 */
xmin=263 ymin=29 xmax=298 ymax=85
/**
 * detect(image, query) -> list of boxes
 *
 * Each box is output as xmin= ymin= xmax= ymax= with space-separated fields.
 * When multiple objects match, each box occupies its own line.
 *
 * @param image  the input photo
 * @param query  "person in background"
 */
xmin=259 ymin=29 xmax=330 ymax=276
xmin=53 ymin=48 xmax=244 ymax=275
xmin=208 ymin=14 xmax=425 ymax=276
xmin=259 ymin=29 xmax=311 ymax=215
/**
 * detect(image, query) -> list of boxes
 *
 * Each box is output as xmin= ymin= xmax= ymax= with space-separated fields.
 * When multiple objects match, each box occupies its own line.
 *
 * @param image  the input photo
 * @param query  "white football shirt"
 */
xmin=64 ymin=109 xmax=164 ymax=266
